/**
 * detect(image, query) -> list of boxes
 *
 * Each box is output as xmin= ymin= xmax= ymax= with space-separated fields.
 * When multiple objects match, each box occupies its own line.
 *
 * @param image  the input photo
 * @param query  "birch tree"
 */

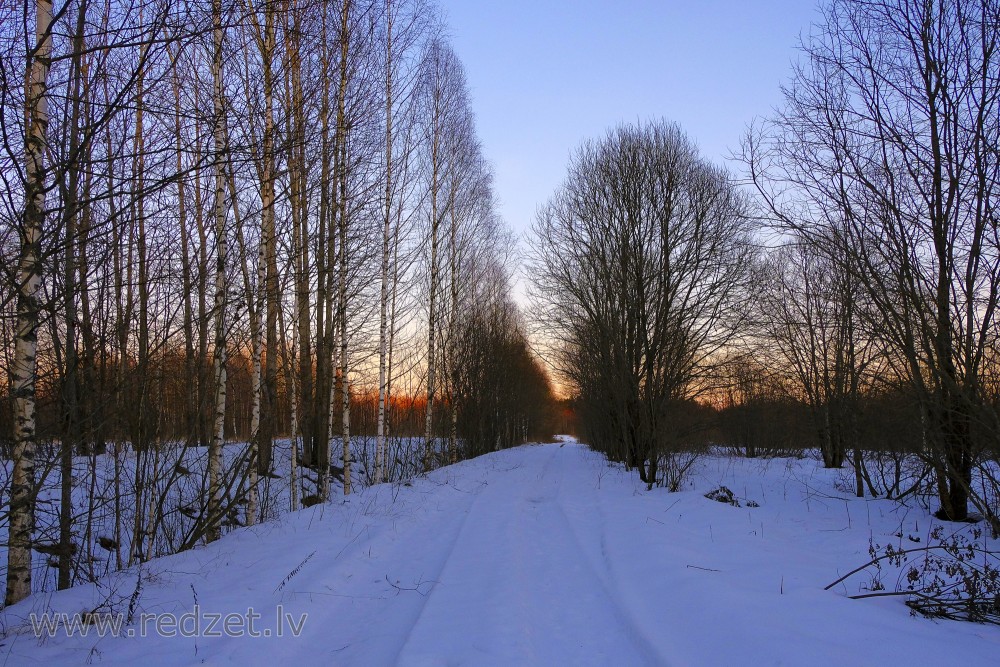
xmin=207 ymin=0 xmax=229 ymax=543
xmin=418 ymin=38 xmax=466 ymax=472
xmin=377 ymin=0 xmax=427 ymax=482
xmin=376 ymin=0 xmax=396 ymax=484
xmin=5 ymin=0 xmax=54 ymax=607
xmin=336 ymin=0 xmax=353 ymax=496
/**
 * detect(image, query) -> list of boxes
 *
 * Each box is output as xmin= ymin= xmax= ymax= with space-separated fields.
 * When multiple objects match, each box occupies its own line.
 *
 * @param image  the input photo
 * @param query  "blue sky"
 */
xmin=437 ymin=0 xmax=823 ymax=238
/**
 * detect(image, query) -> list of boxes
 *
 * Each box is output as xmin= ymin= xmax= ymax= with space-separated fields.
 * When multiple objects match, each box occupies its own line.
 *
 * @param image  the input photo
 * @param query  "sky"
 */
xmin=437 ymin=0 xmax=824 ymax=241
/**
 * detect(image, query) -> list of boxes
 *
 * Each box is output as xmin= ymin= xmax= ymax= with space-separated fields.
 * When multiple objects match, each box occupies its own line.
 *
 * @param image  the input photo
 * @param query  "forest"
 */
xmin=0 ymin=0 xmax=557 ymax=607
xmin=2 ymin=0 xmax=1000 ymax=652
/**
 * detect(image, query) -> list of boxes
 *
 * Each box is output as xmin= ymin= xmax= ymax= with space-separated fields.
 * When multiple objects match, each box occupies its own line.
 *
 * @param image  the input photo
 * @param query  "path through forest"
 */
xmin=4 ymin=441 xmax=999 ymax=665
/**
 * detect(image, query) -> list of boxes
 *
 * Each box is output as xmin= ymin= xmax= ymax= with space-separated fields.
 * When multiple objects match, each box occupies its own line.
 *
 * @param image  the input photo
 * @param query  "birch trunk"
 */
xmin=207 ymin=0 xmax=228 ymax=544
xmin=278 ymin=302 xmax=300 ymax=512
xmin=259 ymin=0 xmax=278 ymax=480
xmin=242 ymin=248 xmax=264 ymax=526
xmin=336 ymin=0 xmax=353 ymax=496
xmin=228 ymin=160 xmax=260 ymax=526
xmin=5 ymin=0 xmax=53 ymax=607
xmin=247 ymin=254 xmax=262 ymax=527
xmin=376 ymin=0 xmax=394 ymax=485
xmin=423 ymin=70 xmax=441 ymax=473
xmin=448 ymin=203 xmax=458 ymax=465
xmin=284 ymin=0 xmax=307 ymax=503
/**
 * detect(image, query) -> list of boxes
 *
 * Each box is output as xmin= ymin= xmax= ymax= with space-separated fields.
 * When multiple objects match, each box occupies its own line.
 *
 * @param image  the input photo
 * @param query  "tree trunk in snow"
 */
xmin=6 ymin=0 xmax=53 ymax=608
xmin=130 ymin=12 xmax=150 ymax=562
xmin=336 ymin=0 xmax=353 ymax=495
xmin=229 ymin=159 xmax=260 ymax=526
xmin=423 ymin=67 xmax=441 ymax=473
xmin=207 ymin=0 xmax=228 ymax=544
xmin=259 ymin=0 xmax=279 ymax=481
xmin=57 ymin=0 xmax=88 ymax=589
xmin=376 ymin=0 xmax=395 ymax=485
xmin=448 ymin=197 xmax=459 ymax=465
xmin=314 ymin=9 xmax=332 ymax=500
xmin=283 ymin=0 xmax=306 ymax=505
xmin=172 ymin=40 xmax=198 ymax=451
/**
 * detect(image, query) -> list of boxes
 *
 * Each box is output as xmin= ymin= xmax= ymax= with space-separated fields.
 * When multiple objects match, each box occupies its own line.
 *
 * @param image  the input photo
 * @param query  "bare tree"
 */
xmin=756 ymin=239 xmax=880 ymax=495
xmin=744 ymin=0 xmax=1000 ymax=525
xmin=531 ymin=120 xmax=757 ymax=489
xmin=417 ymin=37 xmax=466 ymax=472
xmin=376 ymin=0 xmax=397 ymax=484
xmin=206 ymin=0 xmax=229 ymax=543
xmin=5 ymin=0 xmax=54 ymax=607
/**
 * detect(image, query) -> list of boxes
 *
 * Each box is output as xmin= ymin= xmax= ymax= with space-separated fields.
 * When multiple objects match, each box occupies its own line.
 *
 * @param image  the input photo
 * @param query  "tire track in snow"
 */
xmin=392 ymin=444 xmax=665 ymax=665
xmin=546 ymin=446 xmax=667 ymax=666
xmin=271 ymin=467 xmax=491 ymax=665
xmin=382 ymin=472 xmax=492 ymax=664
xmin=564 ymin=446 xmax=682 ymax=665
xmin=263 ymin=445 xmax=667 ymax=665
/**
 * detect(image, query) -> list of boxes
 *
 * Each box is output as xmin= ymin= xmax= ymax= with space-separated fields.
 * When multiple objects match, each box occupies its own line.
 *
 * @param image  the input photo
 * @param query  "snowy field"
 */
xmin=2 ymin=439 xmax=999 ymax=665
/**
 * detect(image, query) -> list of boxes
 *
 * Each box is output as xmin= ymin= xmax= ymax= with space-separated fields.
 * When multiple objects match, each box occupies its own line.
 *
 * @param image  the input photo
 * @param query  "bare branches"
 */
xmin=530 ymin=120 xmax=758 ymax=489
xmin=742 ymin=0 xmax=1000 ymax=527
xmin=0 ymin=0 xmax=556 ymax=605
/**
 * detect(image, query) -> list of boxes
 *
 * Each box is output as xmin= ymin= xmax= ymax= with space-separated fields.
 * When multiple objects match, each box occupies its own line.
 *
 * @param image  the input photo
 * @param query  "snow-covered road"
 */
xmin=259 ymin=441 xmax=663 ymax=665
xmin=4 ymin=441 xmax=1000 ymax=665
xmin=381 ymin=442 xmax=660 ymax=665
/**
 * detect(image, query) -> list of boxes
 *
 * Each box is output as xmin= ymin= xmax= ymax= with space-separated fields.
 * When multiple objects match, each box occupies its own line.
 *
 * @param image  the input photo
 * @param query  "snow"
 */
xmin=3 ymin=439 xmax=999 ymax=665
xmin=0 ymin=435 xmax=426 ymax=593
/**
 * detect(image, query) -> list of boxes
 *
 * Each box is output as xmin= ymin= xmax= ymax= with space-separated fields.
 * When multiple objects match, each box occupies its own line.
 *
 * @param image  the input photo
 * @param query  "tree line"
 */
xmin=530 ymin=0 xmax=1000 ymax=533
xmin=0 ymin=0 xmax=556 ymax=607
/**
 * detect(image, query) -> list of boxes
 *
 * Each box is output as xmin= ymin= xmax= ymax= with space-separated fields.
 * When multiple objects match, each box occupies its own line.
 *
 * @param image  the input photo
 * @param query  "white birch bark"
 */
xmin=247 ymin=290 xmax=262 ymax=526
xmin=5 ymin=0 xmax=53 ymax=607
xmin=423 ymin=48 xmax=442 ymax=473
xmin=336 ymin=0 xmax=353 ymax=495
xmin=376 ymin=0 xmax=394 ymax=485
xmin=229 ymin=163 xmax=261 ymax=527
xmin=207 ymin=0 xmax=228 ymax=544
xmin=281 ymin=304 xmax=300 ymax=512
xmin=448 ymin=203 xmax=459 ymax=465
